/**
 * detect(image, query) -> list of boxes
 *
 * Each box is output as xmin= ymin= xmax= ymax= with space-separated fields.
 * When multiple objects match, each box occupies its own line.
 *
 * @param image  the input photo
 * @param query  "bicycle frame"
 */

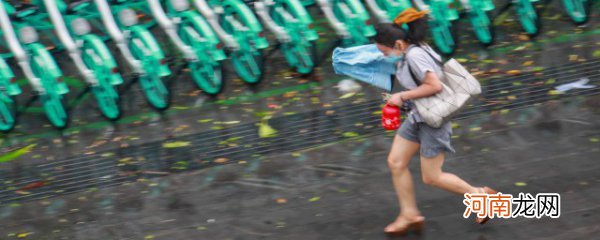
xmin=255 ymin=0 xmax=319 ymax=74
xmin=316 ymin=0 xmax=375 ymax=46
xmin=0 ymin=1 xmax=69 ymax=128
xmin=148 ymin=0 xmax=227 ymax=95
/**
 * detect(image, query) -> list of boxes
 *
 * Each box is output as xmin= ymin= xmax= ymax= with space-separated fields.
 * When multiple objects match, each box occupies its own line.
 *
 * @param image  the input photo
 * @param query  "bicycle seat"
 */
xmin=9 ymin=3 xmax=38 ymax=21
xmin=66 ymin=0 xmax=91 ymax=14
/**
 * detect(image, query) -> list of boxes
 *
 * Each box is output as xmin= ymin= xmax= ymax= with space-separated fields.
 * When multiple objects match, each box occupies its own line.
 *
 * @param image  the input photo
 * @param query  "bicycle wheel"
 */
xmin=430 ymin=21 xmax=456 ymax=55
xmin=0 ymin=92 xmax=16 ymax=132
xmin=31 ymin=55 xmax=68 ymax=129
xmin=129 ymin=37 xmax=170 ymax=110
xmin=231 ymin=49 xmax=264 ymax=84
xmin=517 ymin=0 xmax=541 ymax=36
xmin=179 ymin=23 xmax=225 ymax=95
xmin=81 ymin=40 xmax=121 ymax=120
xmin=470 ymin=11 xmax=494 ymax=46
xmin=189 ymin=61 xmax=224 ymax=95
xmin=281 ymin=41 xmax=315 ymax=75
xmin=563 ymin=0 xmax=591 ymax=25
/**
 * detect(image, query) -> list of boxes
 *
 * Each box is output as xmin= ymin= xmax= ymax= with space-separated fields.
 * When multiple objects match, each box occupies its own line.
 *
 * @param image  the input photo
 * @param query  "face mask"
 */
xmin=384 ymin=53 xmax=404 ymax=63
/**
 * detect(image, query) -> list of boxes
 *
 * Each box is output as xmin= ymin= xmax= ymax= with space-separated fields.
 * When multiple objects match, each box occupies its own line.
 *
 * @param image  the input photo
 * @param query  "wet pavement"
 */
xmin=0 ymin=95 xmax=599 ymax=239
xmin=0 ymin=0 xmax=600 ymax=239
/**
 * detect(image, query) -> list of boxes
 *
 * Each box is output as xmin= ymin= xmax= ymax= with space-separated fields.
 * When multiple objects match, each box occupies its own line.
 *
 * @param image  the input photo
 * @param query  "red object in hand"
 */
xmin=382 ymin=104 xmax=401 ymax=130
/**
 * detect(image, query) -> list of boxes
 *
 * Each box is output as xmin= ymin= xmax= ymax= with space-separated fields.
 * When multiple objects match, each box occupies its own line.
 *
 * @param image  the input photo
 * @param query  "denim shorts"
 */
xmin=397 ymin=118 xmax=456 ymax=158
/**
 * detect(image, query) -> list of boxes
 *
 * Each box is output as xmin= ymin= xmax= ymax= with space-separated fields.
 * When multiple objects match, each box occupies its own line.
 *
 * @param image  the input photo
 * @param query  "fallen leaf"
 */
xmin=258 ymin=120 xmax=278 ymax=138
xmin=343 ymin=132 xmax=359 ymax=137
xmin=19 ymin=181 xmax=45 ymax=191
xmin=515 ymin=182 xmax=527 ymax=187
xmin=590 ymin=137 xmax=599 ymax=143
xmin=309 ymin=196 xmax=320 ymax=202
xmin=522 ymin=61 xmax=534 ymax=66
xmin=214 ymin=158 xmax=229 ymax=164
xmin=548 ymin=90 xmax=563 ymax=95
xmin=569 ymin=55 xmax=578 ymax=61
xmin=469 ymin=127 xmax=482 ymax=132
xmin=17 ymin=232 xmax=32 ymax=238
xmin=162 ymin=141 xmax=191 ymax=148
xmin=506 ymin=70 xmax=522 ymax=75
xmin=276 ymin=198 xmax=287 ymax=204
xmin=0 ymin=144 xmax=36 ymax=163
xmin=339 ymin=92 xmax=356 ymax=99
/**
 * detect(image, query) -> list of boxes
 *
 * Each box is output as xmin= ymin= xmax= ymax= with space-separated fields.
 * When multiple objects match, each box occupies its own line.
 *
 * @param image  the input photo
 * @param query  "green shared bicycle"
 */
xmin=148 ymin=0 xmax=227 ymax=95
xmin=92 ymin=0 xmax=172 ymax=110
xmin=1 ymin=1 xmax=69 ymax=129
xmin=33 ymin=0 xmax=124 ymax=120
xmin=255 ymin=0 xmax=319 ymax=74
xmin=414 ymin=0 xmax=459 ymax=54
xmin=194 ymin=0 xmax=269 ymax=84
xmin=316 ymin=0 xmax=376 ymax=46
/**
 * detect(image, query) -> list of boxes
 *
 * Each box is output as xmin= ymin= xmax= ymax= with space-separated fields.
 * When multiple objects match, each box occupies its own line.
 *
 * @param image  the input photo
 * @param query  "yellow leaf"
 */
xmin=0 ymin=144 xmax=36 ymax=163
xmin=309 ymin=196 xmax=321 ymax=202
xmin=343 ymin=132 xmax=359 ymax=137
xmin=506 ymin=70 xmax=522 ymax=75
xmin=469 ymin=127 xmax=482 ymax=132
xmin=569 ymin=55 xmax=578 ymax=61
xmin=339 ymin=92 xmax=356 ymax=99
xmin=515 ymin=182 xmax=527 ymax=187
xmin=18 ymin=232 xmax=32 ymax=238
xmin=590 ymin=138 xmax=599 ymax=143
xmin=548 ymin=90 xmax=563 ymax=95
xmin=258 ymin=120 xmax=278 ymax=138
xmin=162 ymin=141 xmax=191 ymax=148
xmin=522 ymin=61 xmax=534 ymax=66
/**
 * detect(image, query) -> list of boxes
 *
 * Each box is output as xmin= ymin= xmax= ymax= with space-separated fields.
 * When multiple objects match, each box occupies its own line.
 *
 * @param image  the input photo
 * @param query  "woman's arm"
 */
xmin=388 ymin=71 xmax=443 ymax=106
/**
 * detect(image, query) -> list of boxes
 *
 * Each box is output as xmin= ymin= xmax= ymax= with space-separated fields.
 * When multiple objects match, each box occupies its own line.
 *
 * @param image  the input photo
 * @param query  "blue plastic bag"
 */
xmin=332 ymin=44 xmax=397 ymax=92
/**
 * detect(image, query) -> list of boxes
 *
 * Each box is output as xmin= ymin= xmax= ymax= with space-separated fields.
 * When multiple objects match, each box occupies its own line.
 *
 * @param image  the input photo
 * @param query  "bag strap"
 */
xmin=405 ymin=46 xmax=443 ymax=87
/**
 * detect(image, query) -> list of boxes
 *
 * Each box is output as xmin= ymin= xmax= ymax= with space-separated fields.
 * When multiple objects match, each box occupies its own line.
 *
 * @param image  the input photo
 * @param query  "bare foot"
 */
xmin=384 ymin=215 xmax=426 ymax=234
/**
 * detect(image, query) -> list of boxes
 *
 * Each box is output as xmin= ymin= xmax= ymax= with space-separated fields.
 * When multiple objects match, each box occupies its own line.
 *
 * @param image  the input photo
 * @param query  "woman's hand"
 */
xmin=387 ymin=92 xmax=405 ymax=107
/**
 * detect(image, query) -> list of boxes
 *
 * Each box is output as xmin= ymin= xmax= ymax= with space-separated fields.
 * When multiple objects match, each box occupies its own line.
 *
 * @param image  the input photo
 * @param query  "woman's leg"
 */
xmin=419 ymin=152 xmax=479 ymax=195
xmin=385 ymin=134 xmax=423 ymax=231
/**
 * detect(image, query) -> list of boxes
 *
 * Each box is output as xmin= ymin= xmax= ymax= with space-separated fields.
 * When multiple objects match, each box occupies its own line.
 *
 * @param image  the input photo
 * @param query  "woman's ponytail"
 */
xmin=405 ymin=17 xmax=428 ymax=45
